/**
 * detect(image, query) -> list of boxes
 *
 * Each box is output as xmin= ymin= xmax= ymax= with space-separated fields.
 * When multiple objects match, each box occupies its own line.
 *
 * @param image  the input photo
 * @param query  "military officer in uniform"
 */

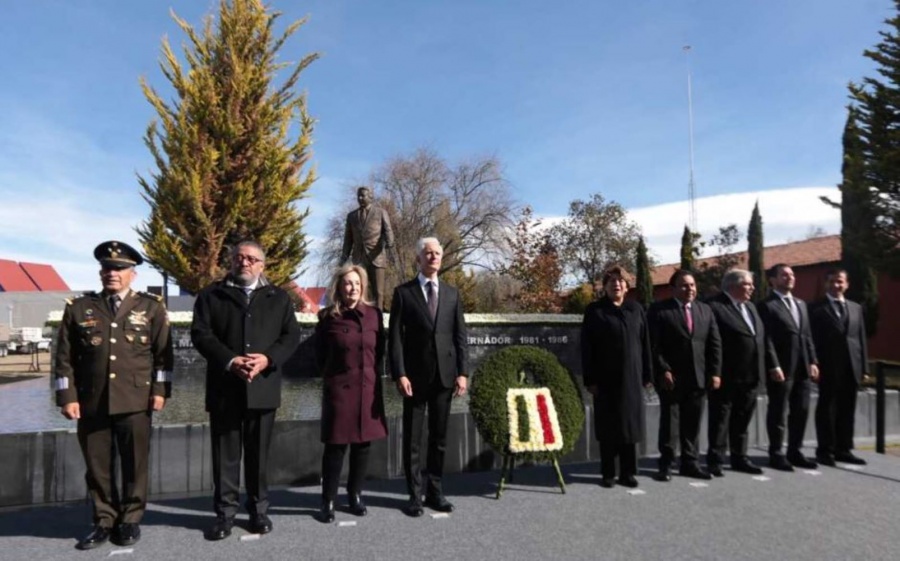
xmin=55 ymin=241 xmax=173 ymax=550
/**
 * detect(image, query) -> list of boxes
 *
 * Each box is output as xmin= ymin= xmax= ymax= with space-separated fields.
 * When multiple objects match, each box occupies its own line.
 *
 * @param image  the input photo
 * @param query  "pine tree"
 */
xmin=634 ymin=236 xmax=654 ymax=308
xmin=136 ymin=0 xmax=318 ymax=292
xmin=747 ymin=202 xmax=766 ymax=302
xmin=847 ymin=0 xmax=900 ymax=275
xmin=823 ymin=108 xmax=880 ymax=336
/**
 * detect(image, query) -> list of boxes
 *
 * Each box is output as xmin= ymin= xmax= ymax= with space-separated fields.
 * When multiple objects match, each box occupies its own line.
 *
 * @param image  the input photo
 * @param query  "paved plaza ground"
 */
xmin=1 ymin=448 xmax=898 ymax=561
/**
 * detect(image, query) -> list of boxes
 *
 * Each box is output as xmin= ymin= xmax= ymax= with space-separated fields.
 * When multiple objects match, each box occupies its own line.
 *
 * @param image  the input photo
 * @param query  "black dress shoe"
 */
xmin=835 ymin=452 xmax=867 ymax=465
xmin=113 ymin=523 xmax=141 ymax=546
xmin=731 ymin=457 xmax=764 ymax=475
xmin=655 ymin=468 xmax=672 ymax=482
xmin=599 ymin=477 xmax=616 ymax=488
xmin=250 ymin=513 xmax=273 ymax=534
xmin=617 ymin=475 xmax=639 ymax=488
xmin=708 ymin=464 xmax=725 ymax=477
xmin=769 ymin=455 xmax=795 ymax=472
xmin=76 ymin=525 xmax=111 ymax=550
xmin=348 ymin=494 xmax=368 ymax=517
xmin=403 ymin=498 xmax=424 ymax=517
xmin=205 ymin=517 xmax=233 ymax=541
xmin=317 ymin=500 xmax=336 ymax=523
xmin=787 ymin=452 xmax=818 ymax=469
xmin=424 ymin=494 xmax=454 ymax=513
xmin=816 ymin=454 xmax=837 ymax=467
xmin=679 ymin=464 xmax=712 ymax=480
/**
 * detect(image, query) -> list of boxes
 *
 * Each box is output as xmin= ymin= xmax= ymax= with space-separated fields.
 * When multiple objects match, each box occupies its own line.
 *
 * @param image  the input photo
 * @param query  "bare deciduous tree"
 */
xmin=317 ymin=148 xmax=516 ymax=299
xmin=549 ymin=193 xmax=643 ymax=284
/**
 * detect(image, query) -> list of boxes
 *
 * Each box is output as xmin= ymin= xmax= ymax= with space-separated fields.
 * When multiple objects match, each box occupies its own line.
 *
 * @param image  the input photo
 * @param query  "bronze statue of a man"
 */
xmin=342 ymin=186 xmax=395 ymax=309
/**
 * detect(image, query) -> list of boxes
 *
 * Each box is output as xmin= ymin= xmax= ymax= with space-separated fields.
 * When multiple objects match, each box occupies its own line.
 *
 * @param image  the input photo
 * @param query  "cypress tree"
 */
xmin=634 ymin=236 xmax=654 ymax=308
xmin=824 ymin=108 xmax=880 ymax=336
xmin=848 ymin=0 xmax=900 ymax=276
xmin=747 ymin=202 xmax=766 ymax=302
xmin=680 ymin=225 xmax=696 ymax=271
xmin=136 ymin=0 xmax=319 ymax=292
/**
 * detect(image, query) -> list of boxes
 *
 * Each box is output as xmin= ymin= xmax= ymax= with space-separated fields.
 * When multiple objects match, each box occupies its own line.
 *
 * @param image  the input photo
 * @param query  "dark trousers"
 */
xmin=599 ymin=439 xmax=637 ymax=480
xmin=210 ymin=408 xmax=275 ymax=519
xmin=707 ymin=383 xmax=758 ymax=465
xmin=402 ymin=378 xmax=452 ymax=500
xmin=658 ymin=387 xmax=705 ymax=468
xmin=321 ymin=442 xmax=372 ymax=500
xmin=77 ymin=411 xmax=152 ymax=527
xmin=816 ymin=371 xmax=859 ymax=456
xmin=766 ymin=373 xmax=811 ymax=457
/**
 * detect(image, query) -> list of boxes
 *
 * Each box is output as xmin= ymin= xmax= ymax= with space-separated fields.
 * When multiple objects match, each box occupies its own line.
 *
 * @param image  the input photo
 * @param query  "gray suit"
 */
xmin=342 ymin=205 xmax=394 ymax=309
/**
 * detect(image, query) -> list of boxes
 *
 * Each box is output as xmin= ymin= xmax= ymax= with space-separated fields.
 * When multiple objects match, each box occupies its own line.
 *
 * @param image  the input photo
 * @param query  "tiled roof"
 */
xmin=651 ymin=235 xmax=841 ymax=286
xmin=20 ymin=262 xmax=70 ymax=291
xmin=0 ymin=259 xmax=39 ymax=291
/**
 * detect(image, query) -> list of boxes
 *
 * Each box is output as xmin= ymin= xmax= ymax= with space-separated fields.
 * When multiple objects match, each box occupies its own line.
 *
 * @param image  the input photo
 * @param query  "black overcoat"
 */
xmin=581 ymin=297 xmax=652 ymax=444
xmin=316 ymin=303 xmax=388 ymax=444
xmin=191 ymin=278 xmax=301 ymax=412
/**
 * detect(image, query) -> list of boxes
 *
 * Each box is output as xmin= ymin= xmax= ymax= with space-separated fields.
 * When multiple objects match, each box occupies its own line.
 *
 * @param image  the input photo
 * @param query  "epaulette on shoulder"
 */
xmin=138 ymin=291 xmax=164 ymax=302
xmin=66 ymin=291 xmax=94 ymax=306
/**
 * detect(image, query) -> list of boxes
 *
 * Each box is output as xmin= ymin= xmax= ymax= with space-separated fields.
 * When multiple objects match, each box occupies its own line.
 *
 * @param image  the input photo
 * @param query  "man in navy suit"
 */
xmin=758 ymin=263 xmax=819 ymax=470
xmin=810 ymin=268 xmax=869 ymax=466
xmin=706 ymin=269 xmax=781 ymax=476
xmin=648 ymin=269 xmax=722 ymax=481
xmin=389 ymin=237 xmax=468 ymax=516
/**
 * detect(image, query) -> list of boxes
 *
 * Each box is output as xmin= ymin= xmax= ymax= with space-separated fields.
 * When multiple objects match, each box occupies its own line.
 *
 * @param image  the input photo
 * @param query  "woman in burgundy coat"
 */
xmin=315 ymin=264 xmax=388 ymax=522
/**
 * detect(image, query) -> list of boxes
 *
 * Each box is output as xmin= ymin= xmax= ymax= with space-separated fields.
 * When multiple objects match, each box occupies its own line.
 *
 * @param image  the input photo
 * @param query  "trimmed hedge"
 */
xmin=470 ymin=346 xmax=585 ymax=462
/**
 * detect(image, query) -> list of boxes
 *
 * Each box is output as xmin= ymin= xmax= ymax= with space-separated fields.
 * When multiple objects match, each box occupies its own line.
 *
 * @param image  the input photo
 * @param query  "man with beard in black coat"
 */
xmin=192 ymin=241 xmax=301 ymax=540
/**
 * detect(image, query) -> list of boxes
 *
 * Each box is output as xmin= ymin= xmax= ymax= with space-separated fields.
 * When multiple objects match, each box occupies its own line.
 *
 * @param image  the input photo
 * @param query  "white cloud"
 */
xmin=628 ymin=186 xmax=841 ymax=265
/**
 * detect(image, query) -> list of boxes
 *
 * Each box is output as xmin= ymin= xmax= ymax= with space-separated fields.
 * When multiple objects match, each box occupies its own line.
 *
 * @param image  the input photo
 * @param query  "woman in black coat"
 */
xmin=315 ymin=265 xmax=388 ymax=522
xmin=581 ymin=265 xmax=653 ymax=488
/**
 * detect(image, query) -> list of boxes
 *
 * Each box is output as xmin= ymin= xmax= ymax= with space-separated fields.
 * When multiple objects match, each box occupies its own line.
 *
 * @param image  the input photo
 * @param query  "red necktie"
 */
xmin=684 ymin=303 xmax=693 ymax=334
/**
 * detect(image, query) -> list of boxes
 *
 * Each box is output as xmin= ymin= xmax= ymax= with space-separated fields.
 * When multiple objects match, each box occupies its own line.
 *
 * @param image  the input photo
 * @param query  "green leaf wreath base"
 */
xmin=470 ymin=346 xmax=585 ymax=463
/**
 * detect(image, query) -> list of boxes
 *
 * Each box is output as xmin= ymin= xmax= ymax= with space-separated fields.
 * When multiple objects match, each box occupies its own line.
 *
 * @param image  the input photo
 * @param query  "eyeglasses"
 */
xmin=234 ymin=254 xmax=263 ymax=265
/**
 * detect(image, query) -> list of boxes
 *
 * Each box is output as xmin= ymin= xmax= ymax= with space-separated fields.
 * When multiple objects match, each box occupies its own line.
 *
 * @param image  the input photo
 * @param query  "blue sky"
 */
xmin=0 ymin=0 xmax=891 ymax=290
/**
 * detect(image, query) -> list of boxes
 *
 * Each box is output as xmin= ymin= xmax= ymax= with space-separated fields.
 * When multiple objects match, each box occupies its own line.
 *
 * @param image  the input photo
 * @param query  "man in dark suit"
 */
xmin=55 ymin=241 xmax=172 ymax=550
xmin=810 ymin=268 xmax=869 ymax=466
xmin=649 ymin=269 xmax=721 ymax=481
xmin=342 ymin=186 xmax=395 ymax=309
xmin=389 ymin=237 xmax=468 ymax=517
xmin=706 ymin=269 xmax=781 ymax=476
xmin=191 ymin=240 xmax=301 ymax=540
xmin=758 ymin=264 xmax=820 ymax=471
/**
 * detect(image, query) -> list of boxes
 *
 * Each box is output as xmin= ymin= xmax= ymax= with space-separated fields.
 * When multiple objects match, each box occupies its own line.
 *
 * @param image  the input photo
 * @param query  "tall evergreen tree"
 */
xmin=823 ymin=108 xmax=880 ymax=336
xmin=847 ymin=0 xmax=900 ymax=275
xmin=634 ymin=236 xmax=654 ymax=308
xmin=679 ymin=225 xmax=698 ymax=271
xmin=747 ymin=202 xmax=766 ymax=302
xmin=137 ymin=0 xmax=318 ymax=292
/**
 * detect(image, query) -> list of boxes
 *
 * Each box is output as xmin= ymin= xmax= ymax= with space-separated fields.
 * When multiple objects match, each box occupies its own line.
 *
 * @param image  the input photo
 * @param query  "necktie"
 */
xmin=109 ymin=295 xmax=120 ymax=315
xmin=839 ymin=301 xmax=849 ymax=329
xmin=739 ymin=303 xmax=755 ymax=335
xmin=784 ymin=296 xmax=800 ymax=327
xmin=243 ymin=286 xmax=253 ymax=303
xmin=426 ymin=281 xmax=437 ymax=320
xmin=684 ymin=303 xmax=693 ymax=334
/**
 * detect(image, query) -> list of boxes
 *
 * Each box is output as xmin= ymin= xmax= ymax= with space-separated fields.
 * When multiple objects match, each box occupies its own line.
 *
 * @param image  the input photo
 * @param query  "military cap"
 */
xmin=94 ymin=240 xmax=144 ymax=268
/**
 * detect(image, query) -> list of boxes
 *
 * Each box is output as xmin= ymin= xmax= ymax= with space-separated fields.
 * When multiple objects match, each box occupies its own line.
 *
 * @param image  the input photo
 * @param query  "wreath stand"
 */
xmin=496 ymin=453 xmax=566 ymax=499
